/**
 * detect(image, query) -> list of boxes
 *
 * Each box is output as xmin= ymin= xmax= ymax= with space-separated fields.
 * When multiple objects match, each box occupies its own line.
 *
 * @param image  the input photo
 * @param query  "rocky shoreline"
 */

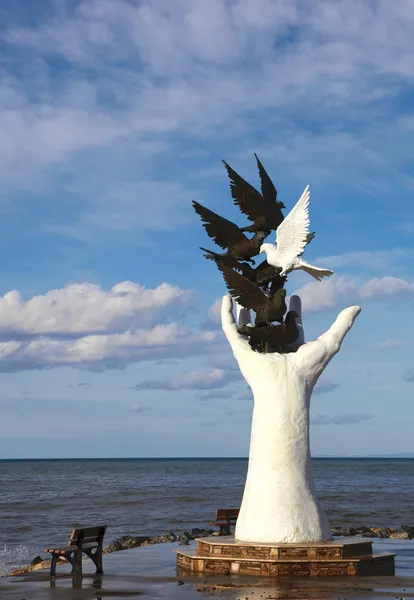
xmin=7 ymin=524 xmax=414 ymax=577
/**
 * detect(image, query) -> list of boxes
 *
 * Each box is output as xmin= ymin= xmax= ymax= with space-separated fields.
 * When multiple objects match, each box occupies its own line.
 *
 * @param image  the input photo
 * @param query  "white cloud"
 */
xmin=0 ymin=324 xmax=216 ymax=373
xmin=203 ymin=298 xmax=222 ymax=329
xmin=315 ymin=249 xmax=410 ymax=272
xmin=0 ymin=280 xmax=216 ymax=372
xmin=314 ymin=380 xmax=340 ymax=395
xmin=198 ymin=389 xmax=236 ymax=400
xmin=130 ymin=368 xmax=240 ymax=391
xmin=294 ymin=276 xmax=358 ymax=313
xmin=372 ymin=339 xmax=404 ymax=351
xmin=311 ymin=413 xmax=374 ymax=426
xmin=2 ymin=0 xmax=414 ymax=215
xmin=130 ymin=404 xmax=150 ymax=413
xmin=295 ymin=275 xmax=414 ymax=313
xmin=402 ymin=368 xmax=414 ymax=382
xmin=0 ymin=281 xmax=191 ymax=338
xmin=360 ymin=277 xmax=414 ymax=299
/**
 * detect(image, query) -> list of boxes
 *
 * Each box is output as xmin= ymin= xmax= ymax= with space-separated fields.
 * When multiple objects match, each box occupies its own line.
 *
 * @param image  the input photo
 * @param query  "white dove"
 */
xmin=259 ymin=185 xmax=334 ymax=281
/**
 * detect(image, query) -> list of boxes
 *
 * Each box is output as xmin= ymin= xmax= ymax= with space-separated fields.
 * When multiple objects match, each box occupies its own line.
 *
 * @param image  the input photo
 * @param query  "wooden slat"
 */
xmin=68 ymin=525 xmax=107 ymax=546
xmin=216 ymin=509 xmax=239 ymax=519
xmin=45 ymin=543 xmax=97 ymax=554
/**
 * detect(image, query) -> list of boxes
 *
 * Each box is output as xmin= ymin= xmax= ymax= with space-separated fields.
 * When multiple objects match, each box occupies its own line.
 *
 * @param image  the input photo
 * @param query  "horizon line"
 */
xmin=0 ymin=454 xmax=413 ymax=461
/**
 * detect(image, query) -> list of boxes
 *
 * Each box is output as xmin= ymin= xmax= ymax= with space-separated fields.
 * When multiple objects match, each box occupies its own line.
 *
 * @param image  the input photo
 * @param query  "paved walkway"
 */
xmin=1 ymin=538 xmax=414 ymax=599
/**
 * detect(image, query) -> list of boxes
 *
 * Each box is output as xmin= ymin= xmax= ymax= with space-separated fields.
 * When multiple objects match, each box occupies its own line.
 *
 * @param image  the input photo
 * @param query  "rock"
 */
xmin=390 ymin=531 xmax=409 ymax=539
xmin=340 ymin=527 xmax=357 ymax=537
xmin=104 ymin=535 xmax=150 ymax=553
xmin=354 ymin=526 xmax=377 ymax=538
xmin=31 ymin=556 xmax=43 ymax=566
xmin=104 ymin=540 xmax=124 ymax=553
xmin=401 ymin=525 xmax=414 ymax=539
xmin=148 ymin=534 xmax=177 ymax=544
xmin=178 ymin=532 xmax=192 ymax=545
xmin=331 ymin=526 xmax=343 ymax=536
xmin=192 ymin=528 xmax=213 ymax=538
xmin=370 ymin=527 xmax=385 ymax=538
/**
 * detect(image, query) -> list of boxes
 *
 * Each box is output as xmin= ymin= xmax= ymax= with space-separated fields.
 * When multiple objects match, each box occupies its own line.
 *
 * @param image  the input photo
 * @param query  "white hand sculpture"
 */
xmin=222 ymin=294 xmax=361 ymax=544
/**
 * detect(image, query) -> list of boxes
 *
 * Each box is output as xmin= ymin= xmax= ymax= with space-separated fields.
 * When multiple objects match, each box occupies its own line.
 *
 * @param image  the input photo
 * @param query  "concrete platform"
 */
xmin=1 ymin=538 xmax=412 ymax=599
xmin=177 ymin=536 xmax=395 ymax=577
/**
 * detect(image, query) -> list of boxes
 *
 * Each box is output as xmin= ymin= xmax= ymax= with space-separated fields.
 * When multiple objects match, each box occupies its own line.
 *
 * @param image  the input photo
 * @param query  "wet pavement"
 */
xmin=1 ymin=538 xmax=413 ymax=599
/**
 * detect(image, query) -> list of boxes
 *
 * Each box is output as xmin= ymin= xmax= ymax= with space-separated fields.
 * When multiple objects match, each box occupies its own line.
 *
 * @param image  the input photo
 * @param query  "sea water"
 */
xmin=1 ymin=458 xmax=413 ymax=574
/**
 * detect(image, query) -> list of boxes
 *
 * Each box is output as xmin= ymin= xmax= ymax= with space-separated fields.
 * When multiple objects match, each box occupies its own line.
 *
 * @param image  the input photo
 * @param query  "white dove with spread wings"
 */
xmin=259 ymin=185 xmax=334 ymax=281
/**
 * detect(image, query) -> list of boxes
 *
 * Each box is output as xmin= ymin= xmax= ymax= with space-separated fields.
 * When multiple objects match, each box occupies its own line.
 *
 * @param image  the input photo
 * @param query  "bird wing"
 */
xmin=255 ymin=154 xmax=285 ymax=212
xmin=217 ymin=264 xmax=270 ymax=313
xmin=222 ymin=161 xmax=267 ymax=223
xmin=274 ymin=185 xmax=310 ymax=263
xmin=192 ymin=201 xmax=246 ymax=250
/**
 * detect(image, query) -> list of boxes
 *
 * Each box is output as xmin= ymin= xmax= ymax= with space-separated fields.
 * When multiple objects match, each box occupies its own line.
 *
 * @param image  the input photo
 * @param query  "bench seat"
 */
xmin=45 ymin=543 xmax=97 ymax=555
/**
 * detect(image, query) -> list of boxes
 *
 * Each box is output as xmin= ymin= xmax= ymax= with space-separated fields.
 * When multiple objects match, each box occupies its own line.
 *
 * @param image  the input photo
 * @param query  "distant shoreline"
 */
xmin=0 ymin=455 xmax=414 ymax=461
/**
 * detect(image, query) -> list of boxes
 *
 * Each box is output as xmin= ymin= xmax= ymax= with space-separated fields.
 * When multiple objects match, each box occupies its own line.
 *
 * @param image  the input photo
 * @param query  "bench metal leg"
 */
xmin=50 ymin=554 xmax=58 ymax=578
xmin=85 ymin=548 xmax=104 ymax=574
xmin=68 ymin=550 xmax=83 ymax=578
xmin=219 ymin=524 xmax=231 ymax=535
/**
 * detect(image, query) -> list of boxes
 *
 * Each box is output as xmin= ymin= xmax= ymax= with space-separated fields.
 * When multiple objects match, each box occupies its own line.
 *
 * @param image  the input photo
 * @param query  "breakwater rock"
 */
xmin=331 ymin=525 xmax=414 ymax=539
xmin=104 ymin=528 xmax=215 ymax=553
xmin=7 ymin=524 xmax=414 ymax=577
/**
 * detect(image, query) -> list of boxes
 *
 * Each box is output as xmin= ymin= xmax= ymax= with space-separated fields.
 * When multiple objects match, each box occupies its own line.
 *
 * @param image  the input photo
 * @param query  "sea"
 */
xmin=0 ymin=457 xmax=413 ymax=575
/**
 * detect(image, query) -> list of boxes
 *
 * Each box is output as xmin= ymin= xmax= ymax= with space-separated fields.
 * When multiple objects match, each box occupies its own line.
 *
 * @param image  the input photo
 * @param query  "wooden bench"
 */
xmin=45 ymin=525 xmax=107 ymax=578
xmin=209 ymin=509 xmax=240 ymax=535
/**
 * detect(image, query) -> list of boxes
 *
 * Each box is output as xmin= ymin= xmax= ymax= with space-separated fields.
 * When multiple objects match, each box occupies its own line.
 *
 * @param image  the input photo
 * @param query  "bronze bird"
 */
xmin=200 ymin=247 xmax=282 ymax=287
xmin=217 ymin=263 xmax=287 ymax=325
xmin=192 ymin=201 xmax=266 ymax=264
xmin=223 ymin=155 xmax=285 ymax=234
xmin=238 ymin=311 xmax=299 ymax=353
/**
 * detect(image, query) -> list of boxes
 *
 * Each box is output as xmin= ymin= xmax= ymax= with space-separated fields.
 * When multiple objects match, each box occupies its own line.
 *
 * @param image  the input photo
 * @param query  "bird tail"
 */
xmin=298 ymin=259 xmax=333 ymax=282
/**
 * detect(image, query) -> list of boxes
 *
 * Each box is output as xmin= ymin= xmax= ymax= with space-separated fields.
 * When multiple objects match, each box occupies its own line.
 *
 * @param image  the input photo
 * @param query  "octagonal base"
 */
xmin=176 ymin=536 xmax=395 ymax=577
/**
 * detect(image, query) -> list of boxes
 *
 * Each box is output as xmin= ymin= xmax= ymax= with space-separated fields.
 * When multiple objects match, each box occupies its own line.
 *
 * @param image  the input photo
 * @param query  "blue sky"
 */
xmin=1 ymin=0 xmax=414 ymax=458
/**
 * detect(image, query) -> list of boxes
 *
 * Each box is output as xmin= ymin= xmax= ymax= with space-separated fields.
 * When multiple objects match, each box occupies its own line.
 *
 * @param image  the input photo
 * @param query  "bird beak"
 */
xmin=259 ymin=245 xmax=264 ymax=254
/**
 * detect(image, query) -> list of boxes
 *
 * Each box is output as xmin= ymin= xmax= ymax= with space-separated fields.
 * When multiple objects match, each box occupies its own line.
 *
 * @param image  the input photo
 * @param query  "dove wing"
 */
xmin=192 ymin=201 xmax=246 ymax=250
xmin=274 ymin=185 xmax=310 ymax=263
xmin=222 ymin=161 xmax=267 ymax=222
xmin=255 ymin=154 xmax=277 ymax=204
xmin=217 ymin=264 xmax=270 ymax=314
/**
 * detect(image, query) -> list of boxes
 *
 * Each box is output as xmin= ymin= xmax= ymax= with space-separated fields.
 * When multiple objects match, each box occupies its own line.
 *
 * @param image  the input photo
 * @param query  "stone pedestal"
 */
xmin=176 ymin=536 xmax=395 ymax=577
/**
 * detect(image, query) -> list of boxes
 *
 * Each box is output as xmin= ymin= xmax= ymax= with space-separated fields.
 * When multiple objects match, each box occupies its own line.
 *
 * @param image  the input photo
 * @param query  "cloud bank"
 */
xmin=296 ymin=275 xmax=414 ymax=313
xmin=0 ymin=280 xmax=215 ymax=372
xmin=130 ymin=368 xmax=240 ymax=391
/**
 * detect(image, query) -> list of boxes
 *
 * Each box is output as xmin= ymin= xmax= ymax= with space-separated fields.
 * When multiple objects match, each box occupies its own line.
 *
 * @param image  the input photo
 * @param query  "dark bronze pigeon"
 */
xmin=238 ymin=311 xmax=299 ymax=353
xmin=192 ymin=201 xmax=266 ymax=264
xmin=222 ymin=155 xmax=285 ymax=234
xmin=217 ymin=263 xmax=287 ymax=325
xmin=200 ymin=247 xmax=281 ymax=287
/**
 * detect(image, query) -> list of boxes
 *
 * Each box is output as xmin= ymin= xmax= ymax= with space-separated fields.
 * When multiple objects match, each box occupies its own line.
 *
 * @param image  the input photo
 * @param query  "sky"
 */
xmin=0 ymin=0 xmax=414 ymax=458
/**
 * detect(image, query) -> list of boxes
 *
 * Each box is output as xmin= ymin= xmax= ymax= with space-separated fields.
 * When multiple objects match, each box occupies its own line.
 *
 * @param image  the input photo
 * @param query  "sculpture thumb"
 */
xmin=320 ymin=305 xmax=361 ymax=357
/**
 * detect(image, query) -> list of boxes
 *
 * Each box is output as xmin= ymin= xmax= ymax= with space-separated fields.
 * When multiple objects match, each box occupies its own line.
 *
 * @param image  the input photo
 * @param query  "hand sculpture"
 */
xmin=222 ymin=294 xmax=361 ymax=544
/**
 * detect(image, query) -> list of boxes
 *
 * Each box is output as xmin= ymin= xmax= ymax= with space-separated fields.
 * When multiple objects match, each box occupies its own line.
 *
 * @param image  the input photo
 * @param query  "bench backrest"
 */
xmin=216 ymin=509 xmax=239 ymax=522
xmin=68 ymin=525 xmax=107 ymax=547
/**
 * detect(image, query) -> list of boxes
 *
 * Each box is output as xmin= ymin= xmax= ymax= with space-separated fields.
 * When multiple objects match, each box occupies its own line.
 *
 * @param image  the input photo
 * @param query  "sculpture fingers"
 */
xmin=221 ymin=295 xmax=251 ymax=353
xmin=236 ymin=301 xmax=252 ymax=328
xmin=287 ymin=295 xmax=304 ymax=350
